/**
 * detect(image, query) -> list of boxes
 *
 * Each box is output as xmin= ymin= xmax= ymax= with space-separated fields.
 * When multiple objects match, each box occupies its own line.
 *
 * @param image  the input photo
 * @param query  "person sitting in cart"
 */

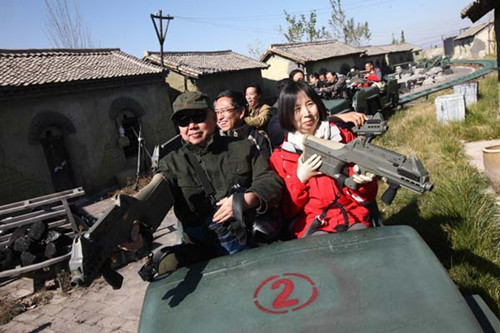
xmin=124 ymin=91 xmax=283 ymax=278
xmin=269 ymin=81 xmax=378 ymax=238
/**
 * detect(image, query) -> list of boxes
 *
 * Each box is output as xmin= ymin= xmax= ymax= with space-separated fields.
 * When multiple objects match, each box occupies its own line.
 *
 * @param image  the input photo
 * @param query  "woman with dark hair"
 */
xmin=269 ymin=81 xmax=378 ymax=238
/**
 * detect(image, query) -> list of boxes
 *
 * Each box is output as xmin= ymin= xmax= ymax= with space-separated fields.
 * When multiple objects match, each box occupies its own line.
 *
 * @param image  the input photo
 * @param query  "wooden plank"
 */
xmin=0 ymin=219 xmax=74 ymax=248
xmin=61 ymin=199 xmax=78 ymax=232
xmin=0 ymin=187 xmax=84 ymax=216
xmin=0 ymin=205 xmax=65 ymax=224
xmin=0 ymin=253 xmax=71 ymax=279
xmin=0 ymin=210 xmax=67 ymax=232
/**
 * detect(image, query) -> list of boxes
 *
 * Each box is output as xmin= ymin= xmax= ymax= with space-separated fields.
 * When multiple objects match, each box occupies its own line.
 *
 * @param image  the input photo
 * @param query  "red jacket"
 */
xmin=269 ymin=126 xmax=378 ymax=238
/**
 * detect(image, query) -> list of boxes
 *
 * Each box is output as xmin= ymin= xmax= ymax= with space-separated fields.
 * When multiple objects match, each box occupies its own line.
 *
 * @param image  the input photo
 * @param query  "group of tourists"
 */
xmin=289 ymin=61 xmax=384 ymax=101
xmin=126 ymin=68 xmax=380 ymax=279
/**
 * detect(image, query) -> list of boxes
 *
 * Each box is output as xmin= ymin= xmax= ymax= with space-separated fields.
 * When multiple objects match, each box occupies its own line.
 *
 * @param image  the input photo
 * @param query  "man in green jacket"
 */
xmin=139 ymin=91 xmax=283 ymax=277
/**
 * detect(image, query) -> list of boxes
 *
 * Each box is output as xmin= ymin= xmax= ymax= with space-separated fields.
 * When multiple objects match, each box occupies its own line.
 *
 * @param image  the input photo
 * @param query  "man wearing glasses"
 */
xmin=143 ymin=91 xmax=283 ymax=277
xmin=215 ymin=90 xmax=271 ymax=159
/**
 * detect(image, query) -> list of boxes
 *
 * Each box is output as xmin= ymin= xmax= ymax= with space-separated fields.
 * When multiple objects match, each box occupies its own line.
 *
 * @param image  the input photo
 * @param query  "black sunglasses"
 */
xmin=174 ymin=110 xmax=208 ymax=127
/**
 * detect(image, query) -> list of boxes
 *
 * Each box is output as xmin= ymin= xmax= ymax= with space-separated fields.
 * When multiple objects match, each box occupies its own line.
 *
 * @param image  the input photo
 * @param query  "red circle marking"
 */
xmin=253 ymin=273 xmax=318 ymax=314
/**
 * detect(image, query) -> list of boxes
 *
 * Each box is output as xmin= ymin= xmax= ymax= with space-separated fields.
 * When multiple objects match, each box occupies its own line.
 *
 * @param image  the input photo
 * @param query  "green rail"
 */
xmin=398 ymin=59 xmax=498 ymax=105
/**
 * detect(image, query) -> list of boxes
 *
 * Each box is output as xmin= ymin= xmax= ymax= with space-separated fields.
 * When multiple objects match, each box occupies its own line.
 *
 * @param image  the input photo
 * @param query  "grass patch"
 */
xmin=376 ymin=72 xmax=500 ymax=315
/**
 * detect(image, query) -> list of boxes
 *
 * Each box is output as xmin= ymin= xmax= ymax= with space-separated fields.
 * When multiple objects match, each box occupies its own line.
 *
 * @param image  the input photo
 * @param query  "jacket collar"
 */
xmin=219 ymin=123 xmax=251 ymax=139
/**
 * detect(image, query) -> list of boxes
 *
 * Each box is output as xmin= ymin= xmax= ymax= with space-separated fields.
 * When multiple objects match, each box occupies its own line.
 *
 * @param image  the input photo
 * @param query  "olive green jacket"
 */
xmin=158 ymin=134 xmax=283 ymax=227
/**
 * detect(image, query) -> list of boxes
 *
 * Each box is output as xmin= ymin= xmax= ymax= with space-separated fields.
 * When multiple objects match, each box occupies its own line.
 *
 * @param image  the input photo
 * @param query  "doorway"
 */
xmin=40 ymin=127 xmax=75 ymax=192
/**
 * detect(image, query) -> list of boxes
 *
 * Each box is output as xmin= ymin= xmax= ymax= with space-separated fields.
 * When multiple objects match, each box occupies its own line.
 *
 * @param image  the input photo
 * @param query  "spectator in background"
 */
xmin=244 ymin=83 xmax=271 ymax=131
xmin=216 ymin=90 xmax=271 ymax=159
xmin=364 ymin=61 xmax=382 ymax=82
xmin=289 ymin=69 xmax=305 ymax=82
xmin=308 ymin=73 xmax=322 ymax=93
xmin=319 ymin=71 xmax=346 ymax=99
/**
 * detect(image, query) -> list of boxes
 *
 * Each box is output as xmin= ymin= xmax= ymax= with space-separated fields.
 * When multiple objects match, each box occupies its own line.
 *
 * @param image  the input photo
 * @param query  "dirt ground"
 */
xmin=0 ymin=200 xmax=178 ymax=333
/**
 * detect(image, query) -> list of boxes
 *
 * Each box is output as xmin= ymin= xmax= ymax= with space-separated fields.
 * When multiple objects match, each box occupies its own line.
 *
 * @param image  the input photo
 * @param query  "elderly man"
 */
xmin=216 ymin=90 xmax=271 ymax=159
xmin=132 ymin=91 xmax=283 ymax=279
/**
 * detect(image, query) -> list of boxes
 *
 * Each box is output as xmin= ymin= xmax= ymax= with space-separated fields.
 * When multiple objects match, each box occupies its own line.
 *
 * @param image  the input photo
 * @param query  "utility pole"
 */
xmin=150 ymin=10 xmax=174 ymax=69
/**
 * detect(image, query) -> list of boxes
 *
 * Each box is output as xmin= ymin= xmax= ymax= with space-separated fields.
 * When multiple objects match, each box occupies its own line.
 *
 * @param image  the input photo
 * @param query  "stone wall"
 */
xmin=0 ymin=80 xmax=176 ymax=205
xmin=165 ymin=69 xmax=264 ymax=101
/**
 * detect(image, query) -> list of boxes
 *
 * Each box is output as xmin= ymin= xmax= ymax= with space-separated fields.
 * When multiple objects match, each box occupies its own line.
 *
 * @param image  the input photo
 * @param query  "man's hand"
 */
xmin=330 ymin=112 xmax=367 ymax=127
xmin=212 ymin=192 xmax=261 ymax=224
xmin=297 ymin=154 xmax=322 ymax=183
xmin=213 ymin=195 xmax=234 ymax=223
xmin=118 ymin=221 xmax=143 ymax=252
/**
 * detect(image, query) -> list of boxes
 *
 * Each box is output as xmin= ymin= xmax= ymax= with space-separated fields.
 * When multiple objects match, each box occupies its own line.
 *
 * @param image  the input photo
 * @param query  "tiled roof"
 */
xmin=461 ymin=0 xmax=495 ymax=23
xmin=361 ymin=43 xmax=423 ymax=56
xmin=260 ymin=40 xmax=362 ymax=64
xmin=143 ymin=50 xmax=269 ymax=78
xmin=0 ymin=48 xmax=163 ymax=88
xmin=454 ymin=20 xmax=493 ymax=40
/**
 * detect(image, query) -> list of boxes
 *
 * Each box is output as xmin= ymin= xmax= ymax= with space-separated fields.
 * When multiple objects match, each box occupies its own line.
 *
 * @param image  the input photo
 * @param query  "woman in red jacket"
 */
xmin=269 ymin=81 xmax=378 ymax=238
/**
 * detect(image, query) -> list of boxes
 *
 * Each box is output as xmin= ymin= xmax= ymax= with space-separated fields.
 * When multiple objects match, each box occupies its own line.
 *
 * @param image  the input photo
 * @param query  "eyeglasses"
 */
xmin=174 ymin=110 xmax=208 ymax=127
xmin=214 ymin=107 xmax=237 ymax=116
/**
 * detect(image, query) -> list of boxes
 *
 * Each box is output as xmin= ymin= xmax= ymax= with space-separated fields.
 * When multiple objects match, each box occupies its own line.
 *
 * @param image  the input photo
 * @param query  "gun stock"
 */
xmin=303 ymin=135 xmax=433 ymax=204
xmin=69 ymin=173 xmax=173 ymax=289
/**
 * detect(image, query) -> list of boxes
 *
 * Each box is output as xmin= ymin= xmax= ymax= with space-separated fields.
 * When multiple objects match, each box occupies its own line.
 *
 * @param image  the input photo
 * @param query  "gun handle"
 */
xmin=101 ymin=260 xmax=124 ymax=290
xmin=381 ymin=180 xmax=400 ymax=205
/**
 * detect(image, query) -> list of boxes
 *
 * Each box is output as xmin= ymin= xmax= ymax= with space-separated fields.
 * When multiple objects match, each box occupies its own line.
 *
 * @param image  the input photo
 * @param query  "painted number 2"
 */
xmin=271 ymin=279 xmax=299 ymax=309
xmin=254 ymin=273 xmax=318 ymax=314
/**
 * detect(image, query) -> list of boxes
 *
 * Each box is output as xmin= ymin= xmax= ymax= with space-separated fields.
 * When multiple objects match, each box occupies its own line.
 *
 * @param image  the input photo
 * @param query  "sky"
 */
xmin=0 ymin=0 xmax=490 ymax=59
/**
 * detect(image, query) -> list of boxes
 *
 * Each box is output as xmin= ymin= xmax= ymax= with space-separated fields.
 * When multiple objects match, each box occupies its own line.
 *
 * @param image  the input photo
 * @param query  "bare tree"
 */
xmin=248 ymin=39 xmax=265 ymax=60
xmin=44 ymin=0 xmax=94 ymax=48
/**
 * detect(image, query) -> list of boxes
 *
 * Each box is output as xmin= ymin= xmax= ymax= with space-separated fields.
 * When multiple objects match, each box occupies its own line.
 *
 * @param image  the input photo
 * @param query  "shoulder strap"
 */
xmin=184 ymin=149 xmax=217 ymax=204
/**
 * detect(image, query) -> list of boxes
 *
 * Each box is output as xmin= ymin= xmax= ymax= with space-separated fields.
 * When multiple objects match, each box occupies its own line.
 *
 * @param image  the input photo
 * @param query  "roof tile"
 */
xmin=144 ymin=50 xmax=268 ymax=78
xmin=262 ymin=40 xmax=362 ymax=63
xmin=0 ymin=48 xmax=163 ymax=88
xmin=360 ymin=43 xmax=423 ymax=56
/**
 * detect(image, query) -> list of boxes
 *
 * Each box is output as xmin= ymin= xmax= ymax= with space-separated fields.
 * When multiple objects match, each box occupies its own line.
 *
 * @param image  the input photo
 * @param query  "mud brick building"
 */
xmin=0 ymin=48 xmax=176 ymax=204
xmin=260 ymin=40 xmax=363 ymax=94
xmin=453 ymin=19 xmax=495 ymax=59
xmin=143 ymin=50 xmax=268 ymax=100
xmin=359 ymin=43 xmax=422 ymax=73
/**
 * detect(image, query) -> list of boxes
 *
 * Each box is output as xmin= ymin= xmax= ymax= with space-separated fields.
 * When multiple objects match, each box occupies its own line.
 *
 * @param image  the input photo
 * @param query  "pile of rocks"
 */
xmin=395 ymin=63 xmax=454 ymax=93
xmin=0 ymin=221 xmax=72 ymax=271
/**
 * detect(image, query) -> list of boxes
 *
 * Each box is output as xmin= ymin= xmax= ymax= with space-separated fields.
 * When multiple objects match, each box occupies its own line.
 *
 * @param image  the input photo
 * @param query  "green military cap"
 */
xmin=172 ymin=91 xmax=211 ymax=119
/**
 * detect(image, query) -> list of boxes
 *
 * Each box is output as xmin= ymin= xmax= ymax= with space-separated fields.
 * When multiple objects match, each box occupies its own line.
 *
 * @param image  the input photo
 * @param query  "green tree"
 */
xmin=400 ymin=30 xmax=406 ymax=43
xmin=391 ymin=33 xmax=399 ymax=44
xmin=278 ymin=10 xmax=330 ymax=43
xmin=328 ymin=0 xmax=371 ymax=46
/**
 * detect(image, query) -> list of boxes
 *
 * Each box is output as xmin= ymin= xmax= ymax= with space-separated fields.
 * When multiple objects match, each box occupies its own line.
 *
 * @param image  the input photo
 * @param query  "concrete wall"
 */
xmin=453 ymin=24 xmax=496 ymax=59
xmin=0 ymin=80 xmax=176 ymax=204
xmin=261 ymin=55 xmax=298 ymax=95
xmin=165 ymin=69 xmax=264 ymax=101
